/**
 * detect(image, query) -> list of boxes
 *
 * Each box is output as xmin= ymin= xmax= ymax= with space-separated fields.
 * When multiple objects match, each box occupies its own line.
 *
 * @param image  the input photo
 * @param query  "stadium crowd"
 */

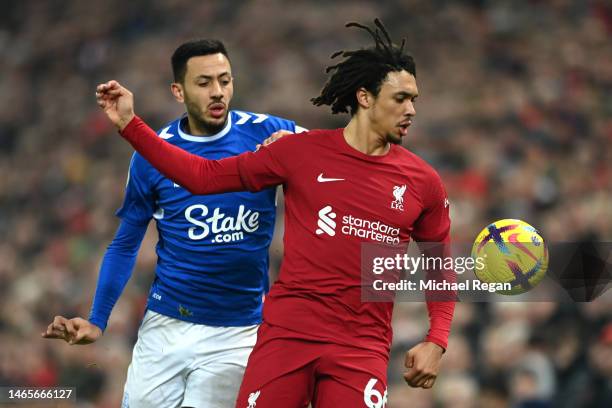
xmin=0 ymin=0 xmax=610 ymax=406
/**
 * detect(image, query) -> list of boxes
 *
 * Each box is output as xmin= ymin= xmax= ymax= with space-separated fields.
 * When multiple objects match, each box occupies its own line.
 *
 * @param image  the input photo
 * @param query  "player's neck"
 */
xmin=183 ymin=114 xmax=226 ymax=137
xmin=343 ymin=117 xmax=390 ymax=156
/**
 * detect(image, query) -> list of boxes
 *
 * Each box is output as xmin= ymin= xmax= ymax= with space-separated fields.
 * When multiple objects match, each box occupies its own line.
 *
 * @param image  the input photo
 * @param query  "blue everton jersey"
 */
xmin=117 ymin=111 xmax=296 ymax=326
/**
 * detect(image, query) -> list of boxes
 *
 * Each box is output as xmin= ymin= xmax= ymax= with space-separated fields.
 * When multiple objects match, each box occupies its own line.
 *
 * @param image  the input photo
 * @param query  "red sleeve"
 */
xmin=411 ymin=171 xmax=450 ymax=242
xmin=236 ymin=140 xmax=292 ymax=191
xmin=120 ymin=116 xmax=289 ymax=194
xmin=412 ymin=170 xmax=455 ymax=350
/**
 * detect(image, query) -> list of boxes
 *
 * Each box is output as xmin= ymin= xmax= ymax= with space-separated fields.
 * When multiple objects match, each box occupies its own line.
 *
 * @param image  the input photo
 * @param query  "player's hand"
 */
xmin=403 ymin=341 xmax=444 ymax=389
xmin=256 ymin=130 xmax=293 ymax=151
xmin=95 ymin=80 xmax=135 ymax=131
xmin=42 ymin=316 xmax=102 ymax=345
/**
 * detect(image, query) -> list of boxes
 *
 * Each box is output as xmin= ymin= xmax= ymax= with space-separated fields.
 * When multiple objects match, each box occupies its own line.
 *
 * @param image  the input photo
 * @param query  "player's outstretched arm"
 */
xmin=42 ymin=316 xmax=102 ymax=345
xmin=96 ymin=81 xmax=292 ymax=195
xmin=96 ymin=80 xmax=246 ymax=194
xmin=403 ymin=341 xmax=444 ymax=389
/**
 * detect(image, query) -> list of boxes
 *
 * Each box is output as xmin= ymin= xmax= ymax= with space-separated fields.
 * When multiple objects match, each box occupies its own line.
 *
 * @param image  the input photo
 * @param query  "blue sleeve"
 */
xmin=277 ymin=118 xmax=298 ymax=133
xmin=88 ymin=219 xmax=148 ymax=331
xmin=116 ymin=153 xmax=156 ymax=224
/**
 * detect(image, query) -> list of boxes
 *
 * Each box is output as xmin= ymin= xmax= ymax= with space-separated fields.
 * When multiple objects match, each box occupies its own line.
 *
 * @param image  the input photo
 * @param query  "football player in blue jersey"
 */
xmin=42 ymin=39 xmax=305 ymax=408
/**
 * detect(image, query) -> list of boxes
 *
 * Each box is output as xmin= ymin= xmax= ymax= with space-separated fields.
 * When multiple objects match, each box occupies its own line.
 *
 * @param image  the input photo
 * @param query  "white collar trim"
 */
xmin=177 ymin=112 xmax=232 ymax=142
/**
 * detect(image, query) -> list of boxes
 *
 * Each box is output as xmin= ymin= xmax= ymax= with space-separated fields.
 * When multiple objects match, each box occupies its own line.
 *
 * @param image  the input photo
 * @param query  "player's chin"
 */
xmin=386 ymin=132 xmax=403 ymax=145
xmin=203 ymin=111 xmax=228 ymax=126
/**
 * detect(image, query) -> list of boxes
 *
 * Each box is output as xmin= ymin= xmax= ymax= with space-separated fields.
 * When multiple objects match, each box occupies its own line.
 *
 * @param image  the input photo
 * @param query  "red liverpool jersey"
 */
xmin=121 ymin=117 xmax=455 ymax=354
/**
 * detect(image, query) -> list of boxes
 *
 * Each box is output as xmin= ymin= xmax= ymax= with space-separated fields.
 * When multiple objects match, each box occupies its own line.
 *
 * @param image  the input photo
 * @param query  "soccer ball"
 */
xmin=471 ymin=219 xmax=548 ymax=295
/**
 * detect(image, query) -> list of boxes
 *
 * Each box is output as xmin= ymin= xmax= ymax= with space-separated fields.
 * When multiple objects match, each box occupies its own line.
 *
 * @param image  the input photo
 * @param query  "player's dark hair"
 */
xmin=172 ymin=39 xmax=229 ymax=83
xmin=311 ymin=19 xmax=415 ymax=115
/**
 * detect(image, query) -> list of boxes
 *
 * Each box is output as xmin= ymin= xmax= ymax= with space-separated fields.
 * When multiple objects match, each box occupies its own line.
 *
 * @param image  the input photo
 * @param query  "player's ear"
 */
xmin=356 ymin=87 xmax=371 ymax=110
xmin=171 ymin=83 xmax=184 ymax=103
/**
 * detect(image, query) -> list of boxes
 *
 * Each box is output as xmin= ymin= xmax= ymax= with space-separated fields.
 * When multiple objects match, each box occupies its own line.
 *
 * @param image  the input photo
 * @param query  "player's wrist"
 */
xmin=87 ymin=318 xmax=106 ymax=334
xmin=423 ymin=339 xmax=446 ymax=354
xmin=118 ymin=113 xmax=136 ymax=132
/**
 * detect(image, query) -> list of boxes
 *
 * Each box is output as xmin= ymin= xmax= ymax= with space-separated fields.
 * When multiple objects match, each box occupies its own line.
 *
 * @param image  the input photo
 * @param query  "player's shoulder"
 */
xmin=130 ymin=116 xmax=184 ymax=168
xmin=394 ymin=145 xmax=443 ymax=181
xmin=268 ymin=128 xmax=337 ymax=149
xmin=231 ymin=110 xmax=295 ymax=131
xmin=282 ymin=128 xmax=337 ymax=142
xmin=153 ymin=116 xmax=183 ymax=143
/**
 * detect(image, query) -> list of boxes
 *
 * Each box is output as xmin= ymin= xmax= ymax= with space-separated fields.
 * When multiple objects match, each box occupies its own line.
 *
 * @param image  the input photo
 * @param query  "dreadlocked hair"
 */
xmin=311 ymin=18 xmax=415 ymax=115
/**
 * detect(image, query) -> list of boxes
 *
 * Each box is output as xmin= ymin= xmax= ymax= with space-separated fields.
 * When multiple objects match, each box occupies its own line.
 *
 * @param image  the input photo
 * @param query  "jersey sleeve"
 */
xmin=412 ymin=171 xmax=455 ymax=350
xmin=88 ymin=219 xmax=148 ymax=331
xmin=115 ymin=153 xmax=155 ymax=225
xmin=236 ymin=134 xmax=297 ymax=191
xmin=120 ymin=116 xmax=296 ymax=195
xmin=411 ymin=171 xmax=450 ymax=243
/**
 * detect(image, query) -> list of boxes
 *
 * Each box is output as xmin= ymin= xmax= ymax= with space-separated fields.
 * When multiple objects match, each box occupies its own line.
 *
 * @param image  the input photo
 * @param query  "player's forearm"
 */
xmin=89 ymin=220 xmax=147 ymax=331
xmin=120 ymin=116 xmax=246 ymax=194
xmin=424 ymin=300 xmax=455 ymax=350
xmin=421 ymin=239 xmax=456 ymax=350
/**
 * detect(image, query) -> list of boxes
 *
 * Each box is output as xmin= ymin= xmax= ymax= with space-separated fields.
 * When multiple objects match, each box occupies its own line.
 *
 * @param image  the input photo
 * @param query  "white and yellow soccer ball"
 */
xmin=471 ymin=219 xmax=548 ymax=295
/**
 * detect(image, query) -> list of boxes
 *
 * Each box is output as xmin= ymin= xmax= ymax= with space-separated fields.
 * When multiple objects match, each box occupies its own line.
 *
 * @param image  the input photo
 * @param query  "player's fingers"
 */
xmin=47 ymin=330 xmax=66 ymax=339
xmin=265 ymin=130 xmax=293 ymax=145
xmin=422 ymin=376 xmax=436 ymax=389
xmin=96 ymin=81 xmax=121 ymax=94
xmin=42 ymin=325 xmax=54 ymax=337
xmin=95 ymin=90 xmax=110 ymax=98
xmin=52 ymin=316 xmax=67 ymax=330
xmin=70 ymin=330 xmax=87 ymax=345
xmin=404 ymin=350 xmax=415 ymax=369
xmin=63 ymin=319 xmax=77 ymax=336
xmin=95 ymin=88 xmax=123 ymax=98
xmin=104 ymin=87 xmax=124 ymax=95
xmin=413 ymin=373 xmax=430 ymax=388
xmin=42 ymin=325 xmax=66 ymax=339
xmin=405 ymin=375 xmax=424 ymax=387
xmin=101 ymin=80 xmax=119 ymax=91
xmin=403 ymin=368 xmax=420 ymax=384
xmin=407 ymin=368 xmax=435 ymax=388
xmin=403 ymin=365 xmax=429 ymax=386
xmin=72 ymin=317 xmax=88 ymax=325
xmin=255 ymin=144 xmax=262 ymax=151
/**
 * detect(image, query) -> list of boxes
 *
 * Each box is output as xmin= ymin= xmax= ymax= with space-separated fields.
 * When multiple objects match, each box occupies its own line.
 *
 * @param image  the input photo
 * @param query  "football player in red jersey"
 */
xmin=96 ymin=19 xmax=455 ymax=408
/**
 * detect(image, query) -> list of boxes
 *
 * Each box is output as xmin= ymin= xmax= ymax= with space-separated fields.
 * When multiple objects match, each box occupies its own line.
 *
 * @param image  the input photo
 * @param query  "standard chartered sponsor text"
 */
xmin=341 ymin=215 xmax=400 ymax=244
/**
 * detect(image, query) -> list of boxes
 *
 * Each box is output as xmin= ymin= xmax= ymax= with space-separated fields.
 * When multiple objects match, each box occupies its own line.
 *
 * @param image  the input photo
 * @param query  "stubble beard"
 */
xmin=387 ymin=132 xmax=402 ymax=145
xmin=185 ymin=99 xmax=228 ymax=135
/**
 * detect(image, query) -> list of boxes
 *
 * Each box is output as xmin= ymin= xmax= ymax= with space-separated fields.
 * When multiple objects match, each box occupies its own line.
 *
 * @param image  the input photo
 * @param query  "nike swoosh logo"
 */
xmin=317 ymin=173 xmax=345 ymax=183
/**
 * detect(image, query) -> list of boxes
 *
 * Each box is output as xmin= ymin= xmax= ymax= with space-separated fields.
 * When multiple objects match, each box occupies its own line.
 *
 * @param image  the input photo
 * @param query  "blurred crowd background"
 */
xmin=1 ymin=0 xmax=611 ymax=407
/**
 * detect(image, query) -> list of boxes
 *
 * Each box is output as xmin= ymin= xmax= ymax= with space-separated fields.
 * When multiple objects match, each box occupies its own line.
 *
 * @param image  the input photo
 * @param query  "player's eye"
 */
xmin=198 ymin=82 xmax=209 ymax=87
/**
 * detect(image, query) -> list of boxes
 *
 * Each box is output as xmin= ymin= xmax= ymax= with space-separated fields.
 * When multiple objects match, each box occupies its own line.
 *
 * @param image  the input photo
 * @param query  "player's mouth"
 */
xmin=208 ymin=103 xmax=226 ymax=119
xmin=397 ymin=120 xmax=412 ymax=137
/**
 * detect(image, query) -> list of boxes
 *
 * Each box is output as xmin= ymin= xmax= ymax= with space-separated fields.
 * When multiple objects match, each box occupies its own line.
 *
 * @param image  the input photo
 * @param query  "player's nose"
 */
xmin=210 ymin=80 xmax=224 ymax=98
xmin=405 ymin=101 xmax=416 ymax=116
